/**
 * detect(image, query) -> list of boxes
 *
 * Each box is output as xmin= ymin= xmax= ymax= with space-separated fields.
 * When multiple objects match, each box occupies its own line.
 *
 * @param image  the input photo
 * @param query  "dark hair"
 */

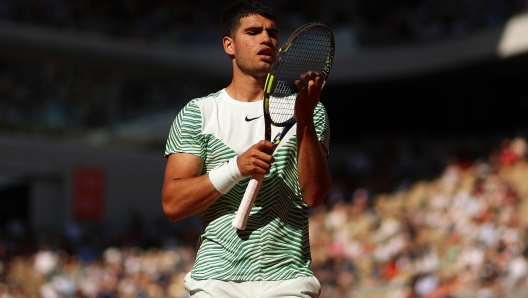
xmin=221 ymin=0 xmax=277 ymax=38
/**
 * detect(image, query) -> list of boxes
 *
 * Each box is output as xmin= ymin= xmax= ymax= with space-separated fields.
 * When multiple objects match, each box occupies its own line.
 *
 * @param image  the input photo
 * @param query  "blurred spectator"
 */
xmin=34 ymin=245 xmax=58 ymax=275
xmin=0 ymin=1 xmax=526 ymax=140
xmin=1 ymin=134 xmax=528 ymax=297
xmin=0 ymin=59 xmax=194 ymax=132
xmin=358 ymin=0 xmax=526 ymax=44
xmin=0 ymin=0 xmax=525 ymax=47
xmin=309 ymin=135 xmax=528 ymax=297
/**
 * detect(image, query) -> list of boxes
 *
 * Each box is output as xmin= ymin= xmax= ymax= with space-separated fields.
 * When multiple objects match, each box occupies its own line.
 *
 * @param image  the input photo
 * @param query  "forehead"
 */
xmin=238 ymin=14 xmax=277 ymax=30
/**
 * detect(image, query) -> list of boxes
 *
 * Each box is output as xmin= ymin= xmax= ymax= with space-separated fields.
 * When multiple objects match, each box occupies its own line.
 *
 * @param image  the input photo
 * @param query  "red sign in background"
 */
xmin=73 ymin=166 xmax=105 ymax=221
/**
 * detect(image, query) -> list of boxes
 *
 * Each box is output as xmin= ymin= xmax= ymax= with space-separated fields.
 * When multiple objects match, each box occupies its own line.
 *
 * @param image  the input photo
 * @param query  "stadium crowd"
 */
xmin=1 ymin=0 xmax=527 ymax=134
xmin=0 ymin=59 xmax=195 ymax=131
xmin=357 ymin=0 xmax=528 ymax=44
xmin=312 ymin=135 xmax=528 ymax=297
xmin=0 ymin=134 xmax=527 ymax=298
xmin=0 ymin=0 xmax=526 ymax=46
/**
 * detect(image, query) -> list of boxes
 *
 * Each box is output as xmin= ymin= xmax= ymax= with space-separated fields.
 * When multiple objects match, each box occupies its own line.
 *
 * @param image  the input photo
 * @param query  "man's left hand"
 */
xmin=294 ymin=71 xmax=325 ymax=125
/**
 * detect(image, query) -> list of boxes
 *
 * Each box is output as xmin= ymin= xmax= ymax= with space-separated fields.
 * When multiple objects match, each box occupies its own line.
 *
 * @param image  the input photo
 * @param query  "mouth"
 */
xmin=258 ymin=48 xmax=274 ymax=62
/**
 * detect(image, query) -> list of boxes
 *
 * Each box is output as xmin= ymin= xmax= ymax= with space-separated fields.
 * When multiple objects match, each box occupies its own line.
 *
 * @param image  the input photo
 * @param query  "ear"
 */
xmin=223 ymin=36 xmax=235 ymax=56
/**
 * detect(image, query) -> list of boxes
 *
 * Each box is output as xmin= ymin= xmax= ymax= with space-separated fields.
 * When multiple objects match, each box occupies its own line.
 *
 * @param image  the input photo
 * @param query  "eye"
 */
xmin=267 ymin=29 xmax=278 ymax=39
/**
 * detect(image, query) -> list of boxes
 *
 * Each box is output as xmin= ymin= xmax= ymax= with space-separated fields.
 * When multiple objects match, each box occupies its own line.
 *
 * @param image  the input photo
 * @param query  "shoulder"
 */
xmin=315 ymin=101 xmax=327 ymax=111
xmin=187 ymin=90 xmax=223 ymax=107
xmin=179 ymin=90 xmax=223 ymax=116
xmin=314 ymin=102 xmax=329 ymax=119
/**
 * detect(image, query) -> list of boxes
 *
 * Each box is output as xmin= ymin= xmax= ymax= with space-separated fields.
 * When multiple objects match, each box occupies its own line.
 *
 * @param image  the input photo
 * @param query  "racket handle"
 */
xmin=232 ymin=174 xmax=264 ymax=230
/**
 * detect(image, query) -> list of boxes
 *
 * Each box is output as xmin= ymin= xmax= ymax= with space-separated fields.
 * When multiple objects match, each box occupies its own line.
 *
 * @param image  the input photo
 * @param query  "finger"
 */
xmin=314 ymin=76 xmax=322 ymax=86
xmin=253 ymin=150 xmax=275 ymax=163
xmin=254 ymin=140 xmax=275 ymax=152
xmin=307 ymin=79 xmax=315 ymax=92
xmin=301 ymin=72 xmax=323 ymax=90
xmin=295 ymin=79 xmax=304 ymax=90
xmin=252 ymin=158 xmax=273 ymax=172
xmin=315 ymin=76 xmax=326 ymax=90
xmin=301 ymin=80 xmax=321 ymax=109
xmin=238 ymin=151 xmax=274 ymax=176
xmin=242 ymin=154 xmax=273 ymax=174
xmin=300 ymin=71 xmax=315 ymax=82
xmin=315 ymin=75 xmax=324 ymax=90
xmin=249 ymin=141 xmax=275 ymax=162
xmin=308 ymin=71 xmax=321 ymax=80
xmin=307 ymin=75 xmax=324 ymax=93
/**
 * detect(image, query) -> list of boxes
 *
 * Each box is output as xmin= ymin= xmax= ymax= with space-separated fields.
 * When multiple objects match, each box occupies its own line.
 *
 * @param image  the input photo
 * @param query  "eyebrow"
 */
xmin=244 ymin=26 xmax=278 ymax=35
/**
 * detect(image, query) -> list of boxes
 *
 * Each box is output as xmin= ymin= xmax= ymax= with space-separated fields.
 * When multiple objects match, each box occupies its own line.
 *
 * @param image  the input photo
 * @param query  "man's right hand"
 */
xmin=237 ymin=140 xmax=275 ymax=177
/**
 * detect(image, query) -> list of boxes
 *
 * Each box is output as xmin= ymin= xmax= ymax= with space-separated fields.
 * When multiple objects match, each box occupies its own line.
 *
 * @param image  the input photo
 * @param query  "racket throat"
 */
xmin=272 ymin=127 xmax=287 ymax=147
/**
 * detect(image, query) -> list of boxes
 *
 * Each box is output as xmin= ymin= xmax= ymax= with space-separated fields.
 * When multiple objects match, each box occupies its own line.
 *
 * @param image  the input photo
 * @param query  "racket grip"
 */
xmin=232 ymin=174 xmax=264 ymax=230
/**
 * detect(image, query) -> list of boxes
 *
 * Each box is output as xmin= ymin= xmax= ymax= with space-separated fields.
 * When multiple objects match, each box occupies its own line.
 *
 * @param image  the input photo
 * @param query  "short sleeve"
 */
xmin=164 ymin=100 xmax=206 ymax=159
xmin=314 ymin=102 xmax=330 ymax=154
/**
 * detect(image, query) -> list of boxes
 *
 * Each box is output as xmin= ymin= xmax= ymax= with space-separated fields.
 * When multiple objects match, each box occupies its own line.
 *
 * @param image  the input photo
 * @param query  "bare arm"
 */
xmin=162 ymin=141 xmax=275 ymax=222
xmin=295 ymin=72 xmax=332 ymax=208
xmin=162 ymin=153 xmax=220 ymax=222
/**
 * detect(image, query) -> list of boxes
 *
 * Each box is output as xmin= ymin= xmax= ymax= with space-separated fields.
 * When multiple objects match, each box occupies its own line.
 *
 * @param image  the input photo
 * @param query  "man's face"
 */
xmin=229 ymin=14 xmax=278 ymax=78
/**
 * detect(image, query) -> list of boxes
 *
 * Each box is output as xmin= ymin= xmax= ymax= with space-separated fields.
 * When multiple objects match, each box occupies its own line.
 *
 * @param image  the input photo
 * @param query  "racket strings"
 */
xmin=268 ymin=26 xmax=332 ymax=126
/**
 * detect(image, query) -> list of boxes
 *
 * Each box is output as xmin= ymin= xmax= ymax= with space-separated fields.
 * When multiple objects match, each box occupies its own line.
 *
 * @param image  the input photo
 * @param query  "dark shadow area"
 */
xmin=323 ymin=53 xmax=528 ymax=143
xmin=0 ymin=182 xmax=29 ymax=226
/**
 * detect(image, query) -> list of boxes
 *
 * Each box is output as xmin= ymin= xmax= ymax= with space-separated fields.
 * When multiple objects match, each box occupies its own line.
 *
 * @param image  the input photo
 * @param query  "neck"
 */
xmin=225 ymin=67 xmax=266 ymax=102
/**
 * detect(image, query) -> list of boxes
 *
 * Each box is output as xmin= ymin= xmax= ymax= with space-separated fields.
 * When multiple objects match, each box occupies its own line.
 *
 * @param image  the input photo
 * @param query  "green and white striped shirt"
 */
xmin=165 ymin=89 xmax=330 ymax=281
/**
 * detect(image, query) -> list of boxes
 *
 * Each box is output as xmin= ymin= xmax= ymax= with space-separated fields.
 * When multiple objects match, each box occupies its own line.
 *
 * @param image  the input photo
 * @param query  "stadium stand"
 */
xmin=356 ymin=0 xmax=528 ymax=43
xmin=0 ymin=59 xmax=190 ymax=131
xmin=0 ymin=0 xmax=527 ymax=135
xmin=1 ymin=1 xmax=528 ymax=297
xmin=313 ymin=135 xmax=528 ymax=297
xmin=0 ymin=0 xmax=526 ymax=46
xmin=0 ymin=135 xmax=527 ymax=297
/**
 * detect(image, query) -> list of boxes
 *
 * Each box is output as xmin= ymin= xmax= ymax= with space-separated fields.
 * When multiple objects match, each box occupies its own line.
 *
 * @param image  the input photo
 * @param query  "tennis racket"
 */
xmin=232 ymin=22 xmax=335 ymax=230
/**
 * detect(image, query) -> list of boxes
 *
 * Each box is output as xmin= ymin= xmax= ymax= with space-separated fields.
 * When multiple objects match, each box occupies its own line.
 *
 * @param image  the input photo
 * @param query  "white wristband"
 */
xmin=209 ymin=156 xmax=244 ymax=194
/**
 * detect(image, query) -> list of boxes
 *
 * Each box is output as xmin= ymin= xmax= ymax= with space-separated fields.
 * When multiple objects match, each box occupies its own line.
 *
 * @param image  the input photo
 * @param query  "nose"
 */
xmin=261 ymin=30 xmax=272 ymax=45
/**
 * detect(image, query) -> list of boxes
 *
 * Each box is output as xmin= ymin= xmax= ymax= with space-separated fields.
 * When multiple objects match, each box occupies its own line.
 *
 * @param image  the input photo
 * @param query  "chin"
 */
xmin=260 ymin=63 xmax=273 ymax=74
xmin=257 ymin=70 xmax=270 ymax=78
xmin=251 ymin=66 xmax=270 ymax=78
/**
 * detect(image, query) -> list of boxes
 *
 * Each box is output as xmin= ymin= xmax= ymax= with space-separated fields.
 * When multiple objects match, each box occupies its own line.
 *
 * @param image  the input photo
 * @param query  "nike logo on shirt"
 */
xmin=245 ymin=115 xmax=263 ymax=122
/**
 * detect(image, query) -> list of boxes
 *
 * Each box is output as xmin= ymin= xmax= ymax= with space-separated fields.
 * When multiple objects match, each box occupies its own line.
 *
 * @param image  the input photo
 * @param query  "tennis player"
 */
xmin=162 ymin=1 xmax=331 ymax=297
